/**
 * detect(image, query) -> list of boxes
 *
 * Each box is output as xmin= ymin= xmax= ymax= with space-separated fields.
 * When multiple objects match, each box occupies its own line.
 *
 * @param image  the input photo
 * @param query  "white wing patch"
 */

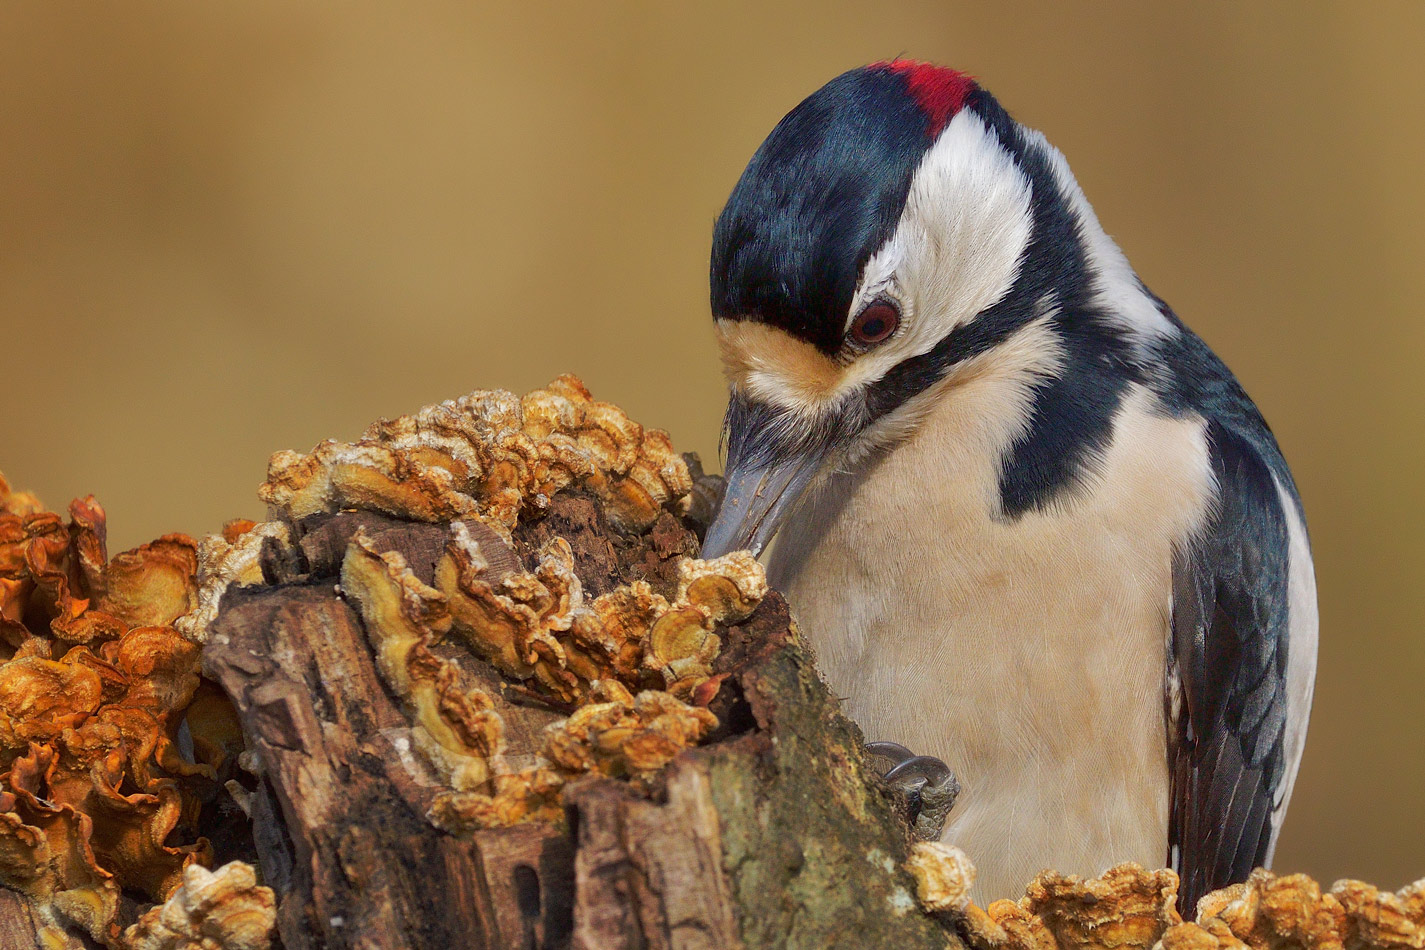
xmin=1266 ymin=475 xmax=1318 ymax=863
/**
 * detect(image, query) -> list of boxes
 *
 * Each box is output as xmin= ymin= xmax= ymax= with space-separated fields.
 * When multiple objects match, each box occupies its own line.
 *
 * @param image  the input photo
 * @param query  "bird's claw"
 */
xmin=865 ymin=741 xmax=960 ymax=841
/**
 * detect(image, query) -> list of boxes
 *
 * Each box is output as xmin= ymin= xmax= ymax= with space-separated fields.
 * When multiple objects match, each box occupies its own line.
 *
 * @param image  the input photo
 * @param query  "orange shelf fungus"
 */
xmin=5 ymin=379 xmax=1423 ymax=949
xmin=910 ymin=857 xmax=1425 ymax=950
xmin=0 ymin=474 xmax=238 ymax=948
xmin=123 ymin=862 xmax=275 ymax=950
xmin=275 ymin=380 xmax=763 ymax=835
xmin=257 ymin=374 xmax=694 ymax=538
xmin=174 ymin=521 xmax=287 ymax=645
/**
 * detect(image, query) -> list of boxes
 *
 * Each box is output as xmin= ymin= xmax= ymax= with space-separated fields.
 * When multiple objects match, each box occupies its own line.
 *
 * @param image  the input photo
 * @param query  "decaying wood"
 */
xmin=8 ymin=377 xmax=1419 ymax=950
xmin=0 ymin=887 xmax=44 ymax=950
xmin=563 ymin=766 xmax=738 ymax=950
xmin=203 ymin=527 xmax=573 ymax=948
xmin=206 ymin=585 xmax=480 ymax=947
xmin=200 ymin=502 xmax=958 ymax=950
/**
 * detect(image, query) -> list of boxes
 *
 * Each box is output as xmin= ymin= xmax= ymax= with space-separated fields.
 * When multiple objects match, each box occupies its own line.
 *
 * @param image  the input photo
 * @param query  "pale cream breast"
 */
xmin=767 ymin=331 xmax=1215 ymax=903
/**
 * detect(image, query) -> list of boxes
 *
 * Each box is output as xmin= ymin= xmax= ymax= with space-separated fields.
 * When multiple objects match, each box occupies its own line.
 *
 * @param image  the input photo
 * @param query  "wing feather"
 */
xmin=1169 ymin=418 xmax=1292 ymax=914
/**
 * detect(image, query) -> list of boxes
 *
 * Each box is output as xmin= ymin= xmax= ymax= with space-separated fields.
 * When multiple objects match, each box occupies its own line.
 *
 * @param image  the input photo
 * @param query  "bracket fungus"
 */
xmin=0 ymin=476 xmax=247 ymax=949
xmin=123 ymin=861 xmax=274 ymax=950
xmin=173 ymin=521 xmax=288 ymax=645
xmin=243 ymin=378 xmax=767 ymax=838
xmin=907 ymin=855 xmax=1425 ymax=950
xmin=256 ymin=374 xmax=694 ymax=539
xmin=6 ymin=380 xmax=1421 ymax=950
xmin=908 ymin=841 xmax=978 ymax=913
xmin=187 ymin=377 xmax=811 ymax=946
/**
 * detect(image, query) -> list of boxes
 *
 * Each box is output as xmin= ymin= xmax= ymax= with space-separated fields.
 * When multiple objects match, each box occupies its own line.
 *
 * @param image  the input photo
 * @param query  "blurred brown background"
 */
xmin=2 ymin=1 xmax=1421 ymax=890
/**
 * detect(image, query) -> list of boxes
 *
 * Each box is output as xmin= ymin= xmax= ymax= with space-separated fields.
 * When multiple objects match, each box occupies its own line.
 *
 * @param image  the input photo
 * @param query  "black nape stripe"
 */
xmin=1143 ymin=287 xmax=1302 ymax=518
xmin=996 ymin=327 xmax=1134 ymax=517
xmin=974 ymin=93 xmax=1138 ymax=518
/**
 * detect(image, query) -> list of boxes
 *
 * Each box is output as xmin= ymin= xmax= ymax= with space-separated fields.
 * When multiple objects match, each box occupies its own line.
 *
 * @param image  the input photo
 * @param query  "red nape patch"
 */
xmin=872 ymin=59 xmax=977 ymax=138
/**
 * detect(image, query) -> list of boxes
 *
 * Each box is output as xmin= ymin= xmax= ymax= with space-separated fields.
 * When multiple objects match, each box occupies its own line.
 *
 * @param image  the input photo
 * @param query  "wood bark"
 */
xmin=0 ymin=887 xmax=44 ymax=949
xmin=199 ymin=507 xmax=960 ymax=950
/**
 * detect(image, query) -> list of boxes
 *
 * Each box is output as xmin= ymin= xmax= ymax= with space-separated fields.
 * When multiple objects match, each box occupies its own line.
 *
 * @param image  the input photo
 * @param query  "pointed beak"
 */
xmin=700 ymin=396 xmax=825 ymax=559
xmin=700 ymin=452 xmax=821 ymax=558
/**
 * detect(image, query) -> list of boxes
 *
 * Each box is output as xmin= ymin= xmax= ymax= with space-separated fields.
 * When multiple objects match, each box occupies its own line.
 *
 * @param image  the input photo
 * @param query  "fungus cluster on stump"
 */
xmin=0 ymin=378 xmax=1420 ymax=950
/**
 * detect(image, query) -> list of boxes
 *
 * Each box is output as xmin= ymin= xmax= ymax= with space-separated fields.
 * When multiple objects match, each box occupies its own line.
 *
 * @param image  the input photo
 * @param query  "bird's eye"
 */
xmin=849 ymin=301 xmax=900 ymax=347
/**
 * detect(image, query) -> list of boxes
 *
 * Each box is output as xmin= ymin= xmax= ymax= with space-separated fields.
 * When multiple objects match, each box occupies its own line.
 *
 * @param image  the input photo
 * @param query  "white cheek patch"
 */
xmin=841 ymin=110 xmax=1036 ymax=395
xmin=717 ymin=111 xmax=1037 ymax=422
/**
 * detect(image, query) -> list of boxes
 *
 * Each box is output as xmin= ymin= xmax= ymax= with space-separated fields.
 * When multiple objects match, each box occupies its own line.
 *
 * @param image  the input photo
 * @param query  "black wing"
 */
xmin=1168 ymin=418 xmax=1293 ymax=914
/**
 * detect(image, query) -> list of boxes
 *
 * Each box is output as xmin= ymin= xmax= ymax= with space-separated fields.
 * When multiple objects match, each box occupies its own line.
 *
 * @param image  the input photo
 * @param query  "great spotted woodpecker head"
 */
xmin=702 ymin=60 xmax=1169 ymax=556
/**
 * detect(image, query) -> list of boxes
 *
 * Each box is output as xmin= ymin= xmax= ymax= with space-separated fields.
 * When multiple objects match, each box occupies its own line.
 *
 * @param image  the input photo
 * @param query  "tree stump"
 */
xmin=202 ymin=502 xmax=958 ymax=950
xmin=11 ymin=379 xmax=1417 ymax=950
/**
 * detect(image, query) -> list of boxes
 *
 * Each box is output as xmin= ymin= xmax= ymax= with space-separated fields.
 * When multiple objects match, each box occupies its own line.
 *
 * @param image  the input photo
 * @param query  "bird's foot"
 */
xmin=865 ymin=741 xmax=960 ymax=841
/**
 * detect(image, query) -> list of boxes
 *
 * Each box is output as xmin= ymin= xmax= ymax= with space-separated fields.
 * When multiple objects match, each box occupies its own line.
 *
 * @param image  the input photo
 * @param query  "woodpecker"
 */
xmin=700 ymin=61 xmax=1317 ymax=912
